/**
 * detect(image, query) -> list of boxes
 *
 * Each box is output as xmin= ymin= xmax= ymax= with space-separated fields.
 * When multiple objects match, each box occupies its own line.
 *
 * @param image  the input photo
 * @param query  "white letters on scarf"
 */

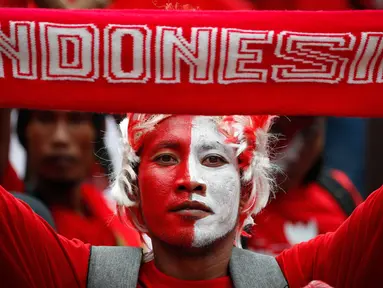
xmin=0 ymin=21 xmax=382 ymax=84
xmin=39 ymin=23 xmax=99 ymax=81
xmin=218 ymin=29 xmax=274 ymax=84
xmin=104 ymin=25 xmax=151 ymax=83
xmin=0 ymin=21 xmax=37 ymax=80
xmin=156 ymin=26 xmax=217 ymax=84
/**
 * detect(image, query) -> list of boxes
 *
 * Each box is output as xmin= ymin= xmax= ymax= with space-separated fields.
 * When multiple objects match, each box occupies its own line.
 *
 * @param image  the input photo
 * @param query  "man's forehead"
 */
xmin=152 ymin=116 xmax=220 ymax=136
xmin=143 ymin=115 xmax=227 ymax=147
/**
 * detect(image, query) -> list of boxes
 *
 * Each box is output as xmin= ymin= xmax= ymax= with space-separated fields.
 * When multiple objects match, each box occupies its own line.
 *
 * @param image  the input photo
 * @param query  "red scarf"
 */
xmin=0 ymin=9 xmax=382 ymax=117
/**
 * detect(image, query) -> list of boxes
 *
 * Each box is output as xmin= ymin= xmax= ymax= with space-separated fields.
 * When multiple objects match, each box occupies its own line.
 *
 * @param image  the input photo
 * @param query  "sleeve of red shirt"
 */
xmin=0 ymin=186 xmax=90 ymax=288
xmin=1 ymin=162 xmax=24 ymax=193
xmin=276 ymin=186 xmax=383 ymax=288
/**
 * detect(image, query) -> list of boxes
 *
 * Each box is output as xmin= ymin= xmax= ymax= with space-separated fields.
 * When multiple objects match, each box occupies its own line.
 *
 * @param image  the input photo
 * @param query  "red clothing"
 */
xmin=0 ymin=0 xmax=27 ymax=7
xmin=249 ymin=170 xmax=362 ymax=255
xmin=51 ymin=184 xmax=141 ymax=247
xmin=0 ymin=186 xmax=90 ymax=288
xmin=1 ymin=162 xmax=24 ymax=193
xmin=138 ymin=260 xmax=233 ymax=288
xmin=1 ymin=163 xmax=140 ymax=247
xmin=1 ymin=185 xmax=383 ymax=287
xmin=276 ymin=186 xmax=383 ymax=287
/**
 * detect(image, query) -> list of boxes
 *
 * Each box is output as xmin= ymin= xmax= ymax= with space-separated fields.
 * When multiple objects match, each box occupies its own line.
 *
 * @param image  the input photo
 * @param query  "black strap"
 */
xmin=316 ymin=170 xmax=357 ymax=216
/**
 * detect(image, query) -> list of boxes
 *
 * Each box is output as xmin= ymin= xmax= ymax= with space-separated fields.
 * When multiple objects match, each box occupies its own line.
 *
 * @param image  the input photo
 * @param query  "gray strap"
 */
xmin=87 ymin=246 xmax=142 ymax=288
xmin=88 ymin=246 xmax=287 ymax=288
xmin=230 ymin=247 xmax=288 ymax=288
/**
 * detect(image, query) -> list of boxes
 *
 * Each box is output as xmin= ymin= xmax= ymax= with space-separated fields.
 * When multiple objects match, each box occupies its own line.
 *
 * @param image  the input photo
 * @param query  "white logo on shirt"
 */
xmin=284 ymin=220 xmax=318 ymax=245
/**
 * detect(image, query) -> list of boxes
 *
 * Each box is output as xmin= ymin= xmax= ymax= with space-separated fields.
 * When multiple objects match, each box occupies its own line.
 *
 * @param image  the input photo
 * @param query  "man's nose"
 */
xmin=175 ymin=178 xmax=207 ymax=196
xmin=51 ymin=122 xmax=70 ymax=148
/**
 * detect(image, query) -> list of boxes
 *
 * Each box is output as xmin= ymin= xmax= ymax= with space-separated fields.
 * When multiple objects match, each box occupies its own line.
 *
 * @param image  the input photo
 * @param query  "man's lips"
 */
xmin=43 ymin=154 xmax=77 ymax=168
xmin=169 ymin=201 xmax=213 ymax=213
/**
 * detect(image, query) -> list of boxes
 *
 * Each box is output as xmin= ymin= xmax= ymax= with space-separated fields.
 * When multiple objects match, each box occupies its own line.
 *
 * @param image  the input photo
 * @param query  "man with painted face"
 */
xmin=0 ymin=113 xmax=382 ymax=288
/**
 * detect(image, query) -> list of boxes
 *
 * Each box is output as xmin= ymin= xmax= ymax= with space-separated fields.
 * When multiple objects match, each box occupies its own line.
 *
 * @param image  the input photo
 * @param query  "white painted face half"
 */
xmin=189 ymin=116 xmax=241 ymax=247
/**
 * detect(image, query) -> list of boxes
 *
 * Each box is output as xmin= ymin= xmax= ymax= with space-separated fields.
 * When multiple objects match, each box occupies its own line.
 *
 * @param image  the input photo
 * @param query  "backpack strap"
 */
xmin=316 ymin=170 xmax=357 ymax=216
xmin=87 ymin=246 xmax=142 ymax=288
xmin=230 ymin=247 xmax=288 ymax=288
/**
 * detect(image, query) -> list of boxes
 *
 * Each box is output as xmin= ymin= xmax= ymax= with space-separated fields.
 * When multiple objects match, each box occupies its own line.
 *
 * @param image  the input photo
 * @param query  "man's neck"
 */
xmin=34 ymin=180 xmax=83 ymax=212
xmin=151 ymin=233 xmax=235 ymax=281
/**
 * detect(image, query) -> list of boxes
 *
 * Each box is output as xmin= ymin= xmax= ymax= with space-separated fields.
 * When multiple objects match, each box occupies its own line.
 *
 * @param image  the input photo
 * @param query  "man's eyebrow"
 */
xmin=199 ymin=143 xmax=220 ymax=150
xmin=152 ymin=141 xmax=181 ymax=150
xmin=199 ymin=142 xmax=232 ymax=154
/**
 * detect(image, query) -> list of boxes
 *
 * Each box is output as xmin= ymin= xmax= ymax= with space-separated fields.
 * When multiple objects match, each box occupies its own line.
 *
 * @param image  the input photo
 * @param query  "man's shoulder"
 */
xmin=230 ymin=247 xmax=288 ymax=288
xmin=88 ymin=246 xmax=142 ymax=288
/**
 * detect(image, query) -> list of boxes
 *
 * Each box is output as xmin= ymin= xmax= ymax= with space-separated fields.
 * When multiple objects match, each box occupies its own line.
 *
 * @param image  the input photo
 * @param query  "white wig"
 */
xmin=111 ymin=114 xmax=276 ymax=261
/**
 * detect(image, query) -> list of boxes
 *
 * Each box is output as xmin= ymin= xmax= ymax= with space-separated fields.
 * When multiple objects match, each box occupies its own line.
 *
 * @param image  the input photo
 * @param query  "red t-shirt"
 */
xmin=1 ymin=162 xmax=140 ymax=247
xmin=1 ymin=185 xmax=383 ymax=287
xmin=249 ymin=170 xmax=363 ymax=255
xmin=0 ymin=185 xmax=90 ymax=288
xmin=51 ymin=183 xmax=141 ymax=247
xmin=277 ymin=186 xmax=383 ymax=287
xmin=138 ymin=260 xmax=233 ymax=287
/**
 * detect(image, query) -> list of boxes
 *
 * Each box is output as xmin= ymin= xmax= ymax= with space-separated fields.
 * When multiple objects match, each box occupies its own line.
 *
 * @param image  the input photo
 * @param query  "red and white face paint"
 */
xmin=138 ymin=115 xmax=241 ymax=248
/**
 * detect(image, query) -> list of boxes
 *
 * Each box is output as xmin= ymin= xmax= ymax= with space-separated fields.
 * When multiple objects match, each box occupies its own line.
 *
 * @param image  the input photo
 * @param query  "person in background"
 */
xmin=0 ymin=109 xmax=140 ymax=247
xmin=245 ymin=117 xmax=363 ymax=254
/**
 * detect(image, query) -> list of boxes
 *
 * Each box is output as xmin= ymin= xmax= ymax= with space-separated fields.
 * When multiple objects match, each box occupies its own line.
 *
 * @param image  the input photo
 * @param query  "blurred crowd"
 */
xmin=0 ymin=108 xmax=373 ymax=254
xmin=0 ymin=0 xmax=381 ymax=255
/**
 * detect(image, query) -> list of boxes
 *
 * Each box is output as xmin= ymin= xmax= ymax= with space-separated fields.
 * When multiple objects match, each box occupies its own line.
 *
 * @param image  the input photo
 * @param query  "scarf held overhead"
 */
xmin=0 ymin=9 xmax=382 ymax=116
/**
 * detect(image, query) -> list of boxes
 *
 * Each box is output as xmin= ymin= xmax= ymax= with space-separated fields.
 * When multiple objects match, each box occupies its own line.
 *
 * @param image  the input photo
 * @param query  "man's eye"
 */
xmin=34 ymin=112 xmax=55 ymax=124
xmin=154 ymin=154 xmax=178 ymax=166
xmin=202 ymin=155 xmax=227 ymax=167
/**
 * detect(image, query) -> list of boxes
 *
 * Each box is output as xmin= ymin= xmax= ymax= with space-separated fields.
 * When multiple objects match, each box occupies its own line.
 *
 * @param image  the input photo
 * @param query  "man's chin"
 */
xmin=40 ymin=176 xmax=82 ymax=189
xmin=158 ymin=230 xmax=229 ymax=251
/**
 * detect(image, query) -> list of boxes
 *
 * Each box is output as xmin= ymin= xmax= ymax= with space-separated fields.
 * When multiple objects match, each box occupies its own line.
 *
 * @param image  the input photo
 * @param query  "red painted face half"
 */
xmin=138 ymin=115 xmax=241 ymax=248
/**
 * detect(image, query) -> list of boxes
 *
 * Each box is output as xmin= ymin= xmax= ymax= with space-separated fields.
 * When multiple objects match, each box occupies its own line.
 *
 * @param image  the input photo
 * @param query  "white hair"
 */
xmin=111 ymin=114 xmax=277 ymax=261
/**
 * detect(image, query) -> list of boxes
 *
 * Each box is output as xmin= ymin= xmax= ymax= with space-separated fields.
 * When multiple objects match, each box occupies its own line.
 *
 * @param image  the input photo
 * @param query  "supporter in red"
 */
xmin=0 ymin=113 xmax=382 ymax=288
xmin=246 ymin=117 xmax=363 ymax=255
xmin=0 ymin=109 xmax=140 ymax=247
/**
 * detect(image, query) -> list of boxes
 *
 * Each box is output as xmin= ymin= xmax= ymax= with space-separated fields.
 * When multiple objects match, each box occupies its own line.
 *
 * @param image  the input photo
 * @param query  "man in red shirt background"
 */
xmin=0 ymin=109 xmax=140 ymax=247
xmin=246 ymin=117 xmax=363 ymax=255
